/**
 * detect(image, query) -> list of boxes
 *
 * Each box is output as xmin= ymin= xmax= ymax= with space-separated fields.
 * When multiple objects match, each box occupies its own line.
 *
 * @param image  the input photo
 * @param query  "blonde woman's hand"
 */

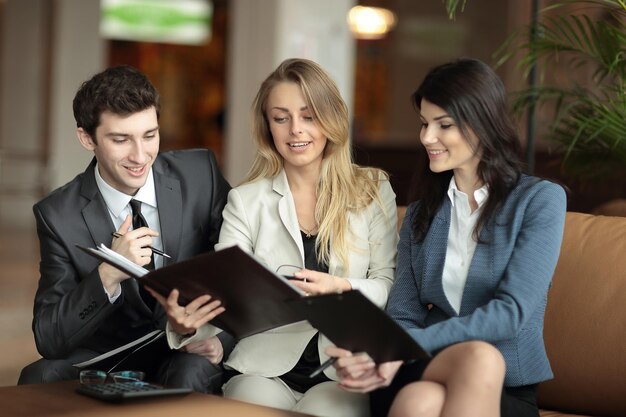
xmin=145 ymin=287 xmax=225 ymax=335
xmin=290 ymin=269 xmax=352 ymax=295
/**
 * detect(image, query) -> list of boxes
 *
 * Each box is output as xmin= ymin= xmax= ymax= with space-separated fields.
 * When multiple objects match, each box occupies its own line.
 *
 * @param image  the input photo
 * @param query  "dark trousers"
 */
xmin=371 ymin=359 xmax=540 ymax=417
xmin=18 ymin=331 xmax=236 ymax=394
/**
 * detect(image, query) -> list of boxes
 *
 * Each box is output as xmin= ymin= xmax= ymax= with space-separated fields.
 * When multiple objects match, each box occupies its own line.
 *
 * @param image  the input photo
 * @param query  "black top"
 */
xmin=223 ymin=232 xmax=331 ymax=392
xmin=279 ymin=231 xmax=331 ymax=392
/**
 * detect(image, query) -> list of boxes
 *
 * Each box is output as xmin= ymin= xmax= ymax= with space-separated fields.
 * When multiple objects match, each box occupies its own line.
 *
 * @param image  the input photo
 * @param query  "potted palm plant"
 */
xmin=445 ymin=0 xmax=626 ymax=182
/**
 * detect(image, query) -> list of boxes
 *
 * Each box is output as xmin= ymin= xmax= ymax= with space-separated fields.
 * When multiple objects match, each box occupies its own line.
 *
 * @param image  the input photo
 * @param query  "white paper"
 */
xmin=72 ymin=329 xmax=164 ymax=369
xmin=97 ymin=243 xmax=149 ymax=278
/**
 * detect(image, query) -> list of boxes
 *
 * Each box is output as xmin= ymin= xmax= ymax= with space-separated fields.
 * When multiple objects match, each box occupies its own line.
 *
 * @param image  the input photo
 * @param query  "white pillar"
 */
xmin=48 ymin=0 xmax=106 ymax=190
xmin=0 ymin=0 xmax=104 ymax=228
xmin=1 ymin=0 xmax=355 ymax=225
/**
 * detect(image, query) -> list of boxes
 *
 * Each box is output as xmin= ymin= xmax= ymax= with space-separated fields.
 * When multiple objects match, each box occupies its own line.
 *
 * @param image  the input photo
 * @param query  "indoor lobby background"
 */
xmin=0 ymin=0 xmax=623 ymax=386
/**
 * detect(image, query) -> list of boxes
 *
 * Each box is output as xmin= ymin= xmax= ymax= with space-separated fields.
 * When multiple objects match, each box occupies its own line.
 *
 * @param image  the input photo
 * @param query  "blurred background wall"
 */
xmin=0 ymin=0 xmax=623 ymax=385
xmin=2 ymin=0 xmax=622 ymax=230
xmin=0 ymin=0 xmax=357 ymax=229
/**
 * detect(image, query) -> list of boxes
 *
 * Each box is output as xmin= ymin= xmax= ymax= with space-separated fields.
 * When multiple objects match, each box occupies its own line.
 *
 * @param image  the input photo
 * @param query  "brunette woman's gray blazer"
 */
xmin=388 ymin=175 xmax=566 ymax=386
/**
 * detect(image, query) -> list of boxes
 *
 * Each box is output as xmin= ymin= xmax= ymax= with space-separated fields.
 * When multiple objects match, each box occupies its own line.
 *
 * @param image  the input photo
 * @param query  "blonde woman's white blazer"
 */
xmin=168 ymin=169 xmax=398 ymax=380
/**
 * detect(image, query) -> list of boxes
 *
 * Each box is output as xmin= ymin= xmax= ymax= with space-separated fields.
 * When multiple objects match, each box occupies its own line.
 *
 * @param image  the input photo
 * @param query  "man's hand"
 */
xmin=181 ymin=336 xmax=224 ymax=364
xmin=99 ymin=215 xmax=159 ymax=294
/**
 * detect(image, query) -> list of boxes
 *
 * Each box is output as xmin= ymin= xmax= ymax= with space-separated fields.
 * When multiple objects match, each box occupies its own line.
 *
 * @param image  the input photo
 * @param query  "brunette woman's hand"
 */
xmin=145 ymin=287 xmax=225 ymax=335
xmin=325 ymin=346 xmax=402 ymax=393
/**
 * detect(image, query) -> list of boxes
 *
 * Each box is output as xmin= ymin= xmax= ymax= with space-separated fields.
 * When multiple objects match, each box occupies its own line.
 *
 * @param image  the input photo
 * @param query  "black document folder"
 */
xmin=77 ymin=245 xmax=305 ymax=339
xmin=288 ymin=290 xmax=430 ymax=363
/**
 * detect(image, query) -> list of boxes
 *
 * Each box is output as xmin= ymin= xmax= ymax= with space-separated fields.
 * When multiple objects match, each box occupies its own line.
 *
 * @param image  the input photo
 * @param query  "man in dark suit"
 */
xmin=18 ymin=65 xmax=233 ymax=393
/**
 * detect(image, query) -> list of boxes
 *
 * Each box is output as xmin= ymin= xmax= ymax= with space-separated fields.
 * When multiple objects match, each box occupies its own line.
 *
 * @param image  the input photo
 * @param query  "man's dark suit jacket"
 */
xmin=31 ymin=149 xmax=230 ymax=360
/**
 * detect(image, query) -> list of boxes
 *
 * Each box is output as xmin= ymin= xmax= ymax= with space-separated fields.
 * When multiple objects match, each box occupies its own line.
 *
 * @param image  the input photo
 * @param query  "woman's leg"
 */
xmin=419 ymin=341 xmax=505 ymax=417
xmin=370 ymin=358 xmax=431 ymax=417
xmin=295 ymin=380 xmax=370 ymax=417
xmin=388 ymin=381 xmax=446 ymax=417
xmin=222 ymin=373 xmax=299 ymax=410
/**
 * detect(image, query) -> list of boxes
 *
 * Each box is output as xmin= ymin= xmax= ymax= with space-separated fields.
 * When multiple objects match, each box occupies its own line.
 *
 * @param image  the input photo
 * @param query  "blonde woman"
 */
xmin=151 ymin=58 xmax=398 ymax=417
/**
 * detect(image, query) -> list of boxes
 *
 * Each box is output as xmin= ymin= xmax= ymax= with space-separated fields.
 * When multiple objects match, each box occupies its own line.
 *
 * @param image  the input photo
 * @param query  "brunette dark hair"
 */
xmin=409 ymin=58 xmax=524 ymax=241
xmin=72 ymin=65 xmax=160 ymax=140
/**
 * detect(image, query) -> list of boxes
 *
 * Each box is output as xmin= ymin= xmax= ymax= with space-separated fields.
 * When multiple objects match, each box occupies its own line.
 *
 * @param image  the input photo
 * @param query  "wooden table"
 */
xmin=0 ymin=380 xmax=313 ymax=416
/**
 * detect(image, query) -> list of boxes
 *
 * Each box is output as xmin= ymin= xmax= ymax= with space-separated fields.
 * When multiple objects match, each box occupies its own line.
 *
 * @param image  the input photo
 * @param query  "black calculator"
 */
xmin=76 ymin=381 xmax=192 ymax=402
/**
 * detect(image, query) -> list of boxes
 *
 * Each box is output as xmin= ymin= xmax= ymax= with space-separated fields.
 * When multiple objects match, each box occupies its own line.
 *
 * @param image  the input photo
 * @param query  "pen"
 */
xmin=309 ymin=357 xmax=337 ymax=378
xmin=111 ymin=232 xmax=172 ymax=259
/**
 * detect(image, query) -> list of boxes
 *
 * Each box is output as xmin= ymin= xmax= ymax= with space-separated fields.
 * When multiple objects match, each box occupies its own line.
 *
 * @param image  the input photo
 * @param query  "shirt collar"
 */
xmin=446 ymin=176 xmax=489 ymax=207
xmin=94 ymin=164 xmax=157 ymax=218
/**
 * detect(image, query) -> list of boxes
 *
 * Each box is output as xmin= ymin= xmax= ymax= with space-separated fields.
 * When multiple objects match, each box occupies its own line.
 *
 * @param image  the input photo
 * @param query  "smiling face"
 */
xmin=419 ymin=99 xmax=481 ymax=184
xmin=77 ymin=107 xmax=159 ymax=195
xmin=266 ymin=81 xmax=327 ymax=173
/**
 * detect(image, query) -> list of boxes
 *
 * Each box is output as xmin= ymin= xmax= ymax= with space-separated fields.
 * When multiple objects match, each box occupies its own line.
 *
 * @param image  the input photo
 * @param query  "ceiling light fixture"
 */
xmin=347 ymin=6 xmax=397 ymax=40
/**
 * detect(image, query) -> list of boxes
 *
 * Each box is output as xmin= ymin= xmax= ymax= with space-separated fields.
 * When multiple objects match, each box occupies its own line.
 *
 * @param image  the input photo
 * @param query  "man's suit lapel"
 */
xmin=137 ymin=158 xmax=179 ymax=319
xmin=80 ymin=158 xmax=152 ymax=317
xmin=153 ymin=158 xmax=182 ymax=266
xmin=80 ymin=159 xmax=116 ymax=249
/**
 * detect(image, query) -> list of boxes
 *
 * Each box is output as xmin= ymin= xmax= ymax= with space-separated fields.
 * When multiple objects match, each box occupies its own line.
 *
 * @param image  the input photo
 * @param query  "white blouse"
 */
xmin=442 ymin=177 xmax=488 ymax=313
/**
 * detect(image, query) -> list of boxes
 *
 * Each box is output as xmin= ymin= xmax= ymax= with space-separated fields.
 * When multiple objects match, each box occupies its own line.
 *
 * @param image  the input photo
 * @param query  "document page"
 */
xmin=72 ymin=329 xmax=164 ymax=369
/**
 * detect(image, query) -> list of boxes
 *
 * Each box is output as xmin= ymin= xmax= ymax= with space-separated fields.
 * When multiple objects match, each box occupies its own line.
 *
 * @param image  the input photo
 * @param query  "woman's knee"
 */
xmin=223 ymin=374 xmax=296 ymax=410
xmin=389 ymin=381 xmax=445 ymax=417
xmin=296 ymin=381 xmax=369 ymax=417
xmin=457 ymin=341 xmax=505 ymax=380
xmin=425 ymin=341 xmax=505 ymax=386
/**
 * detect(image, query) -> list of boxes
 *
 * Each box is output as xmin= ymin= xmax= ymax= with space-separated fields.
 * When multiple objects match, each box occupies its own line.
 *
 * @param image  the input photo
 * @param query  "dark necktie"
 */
xmin=129 ymin=199 xmax=155 ymax=270
xmin=129 ymin=199 xmax=155 ymax=308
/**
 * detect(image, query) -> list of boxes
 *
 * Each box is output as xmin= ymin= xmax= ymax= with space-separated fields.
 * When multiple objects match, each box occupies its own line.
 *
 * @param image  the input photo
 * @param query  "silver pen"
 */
xmin=111 ymin=232 xmax=171 ymax=259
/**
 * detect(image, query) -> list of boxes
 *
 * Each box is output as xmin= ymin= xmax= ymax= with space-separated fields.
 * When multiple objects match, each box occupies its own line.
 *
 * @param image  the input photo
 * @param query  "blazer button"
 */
xmin=79 ymin=312 xmax=85 ymax=319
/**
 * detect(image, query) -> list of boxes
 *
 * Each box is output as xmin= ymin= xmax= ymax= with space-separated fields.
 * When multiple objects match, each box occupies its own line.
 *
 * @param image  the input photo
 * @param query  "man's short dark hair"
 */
xmin=72 ymin=65 xmax=160 ymax=140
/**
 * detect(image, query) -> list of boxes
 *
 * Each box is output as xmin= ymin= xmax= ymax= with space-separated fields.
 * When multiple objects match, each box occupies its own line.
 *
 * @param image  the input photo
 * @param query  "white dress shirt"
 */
xmin=94 ymin=164 xmax=164 ymax=302
xmin=442 ymin=177 xmax=488 ymax=314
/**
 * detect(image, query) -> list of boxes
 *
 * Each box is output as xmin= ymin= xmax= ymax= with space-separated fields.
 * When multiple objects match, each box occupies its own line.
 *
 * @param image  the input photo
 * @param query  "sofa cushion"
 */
xmin=538 ymin=212 xmax=626 ymax=417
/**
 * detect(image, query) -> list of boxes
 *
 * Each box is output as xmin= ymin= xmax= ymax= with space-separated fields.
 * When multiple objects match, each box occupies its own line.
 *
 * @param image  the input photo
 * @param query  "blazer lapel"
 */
xmin=153 ymin=159 xmax=182 ymax=266
xmin=80 ymin=159 xmax=152 ymax=317
xmin=459 ymin=216 xmax=494 ymax=316
xmin=80 ymin=159 xmax=116 ymax=248
xmin=273 ymin=171 xmax=305 ymax=262
xmin=422 ymin=199 xmax=458 ymax=316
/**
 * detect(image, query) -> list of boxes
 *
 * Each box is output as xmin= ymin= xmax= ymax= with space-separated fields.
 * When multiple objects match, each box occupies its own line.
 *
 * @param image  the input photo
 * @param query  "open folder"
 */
xmin=77 ymin=244 xmax=305 ymax=339
xmin=289 ymin=290 xmax=430 ymax=363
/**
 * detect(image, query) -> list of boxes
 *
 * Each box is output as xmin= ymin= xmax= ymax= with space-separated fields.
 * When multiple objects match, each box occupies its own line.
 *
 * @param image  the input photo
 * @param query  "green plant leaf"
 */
xmin=498 ymin=0 xmax=625 ymax=179
xmin=443 ymin=0 xmax=468 ymax=20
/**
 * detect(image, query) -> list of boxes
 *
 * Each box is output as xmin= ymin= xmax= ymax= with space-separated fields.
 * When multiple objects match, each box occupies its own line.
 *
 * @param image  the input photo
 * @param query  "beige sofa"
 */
xmin=396 ymin=209 xmax=626 ymax=417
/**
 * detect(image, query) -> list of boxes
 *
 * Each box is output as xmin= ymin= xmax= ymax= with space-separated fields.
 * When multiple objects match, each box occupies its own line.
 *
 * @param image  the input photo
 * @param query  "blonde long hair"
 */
xmin=246 ymin=58 xmax=387 ymax=269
